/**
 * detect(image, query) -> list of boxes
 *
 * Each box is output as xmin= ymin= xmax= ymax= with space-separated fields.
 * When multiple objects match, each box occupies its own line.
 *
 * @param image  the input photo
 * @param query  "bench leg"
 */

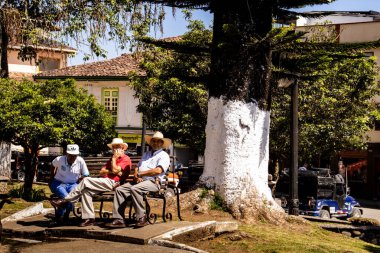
xmin=99 ymin=199 xmax=104 ymax=219
xmin=72 ymin=203 xmax=81 ymax=218
xmin=176 ymin=188 xmax=183 ymax=221
xmin=162 ymin=196 xmax=167 ymax=222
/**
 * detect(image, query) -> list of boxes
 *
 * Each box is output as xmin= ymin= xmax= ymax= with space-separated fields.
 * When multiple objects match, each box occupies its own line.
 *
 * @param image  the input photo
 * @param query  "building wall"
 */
xmin=76 ymin=80 xmax=142 ymax=128
xmin=296 ymin=15 xmax=373 ymax=26
xmin=7 ymin=49 xmax=69 ymax=74
xmin=339 ymin=22 xmax=380 ymax=44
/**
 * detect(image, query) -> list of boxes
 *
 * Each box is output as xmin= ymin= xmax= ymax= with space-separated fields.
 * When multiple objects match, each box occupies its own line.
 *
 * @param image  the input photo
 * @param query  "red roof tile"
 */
xmin=9 ymin=72 xmax=34 ymax=81
xmin=34 ymin=54 xmax=145 ymax=79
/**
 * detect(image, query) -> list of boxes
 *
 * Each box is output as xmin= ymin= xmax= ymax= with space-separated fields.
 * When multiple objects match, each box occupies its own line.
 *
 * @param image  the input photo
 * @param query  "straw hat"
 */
xmin=107 ymin=138 xmax=128 ymax=150
xmin=145 ymin=131 xmax=171 ymax=149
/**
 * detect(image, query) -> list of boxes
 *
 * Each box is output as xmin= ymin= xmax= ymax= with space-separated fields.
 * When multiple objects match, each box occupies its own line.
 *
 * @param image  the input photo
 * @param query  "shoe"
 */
xmin=134 ymin=216 xmax=148 ymax=228
xmin=50 ymin=199 xmax=68 ymax=208
xmin=106 ymin=218 xmax=125 ymax=228
xmin=48 ymin=217 xmax=65 ymax=227
xmin=79 ymin=219 xmax=95 ymax=227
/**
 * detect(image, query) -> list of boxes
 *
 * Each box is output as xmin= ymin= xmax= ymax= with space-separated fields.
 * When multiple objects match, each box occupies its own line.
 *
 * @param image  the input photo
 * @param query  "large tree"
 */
xmin=131 ymin=19 xmax=210 ymax=153
xmin=3 ymin=0 xmax=379 ymax=221
xmin=0 ymin=78 xmax=115 ymax=199
xmin=0 ymin=0 xmax=163 ymax=181
xmin=0 ymin=1 xmax=165 ymax=77
xmin=134 ymin=0 xmax=339 ymax=222
xmin=135 ymin=1 xmax=380 ymax=222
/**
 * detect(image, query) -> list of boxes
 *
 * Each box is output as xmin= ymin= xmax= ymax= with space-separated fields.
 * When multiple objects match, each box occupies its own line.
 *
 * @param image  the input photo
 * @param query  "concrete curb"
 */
xmin=158 ymin=221 xmax=216 ymax=240
xmin=149 ymin=221 xmax=238 ymax=253
xmin=1 ymin=203 xmax=52 ymax=224
xmin=151 ymin=239 xmax=208 ymax=253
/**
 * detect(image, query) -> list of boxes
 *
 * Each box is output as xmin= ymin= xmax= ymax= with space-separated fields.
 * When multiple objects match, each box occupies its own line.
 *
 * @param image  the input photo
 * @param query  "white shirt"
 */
xmin=137 ymin=149 xmax=170 ymax=183
xmin=52 ymin=156 xmax=89 ymax=184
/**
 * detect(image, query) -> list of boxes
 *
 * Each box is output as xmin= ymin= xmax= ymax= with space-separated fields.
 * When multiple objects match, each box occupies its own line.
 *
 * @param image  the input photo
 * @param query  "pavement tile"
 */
xmin=2 ymin=214 xmax=204 ymax=245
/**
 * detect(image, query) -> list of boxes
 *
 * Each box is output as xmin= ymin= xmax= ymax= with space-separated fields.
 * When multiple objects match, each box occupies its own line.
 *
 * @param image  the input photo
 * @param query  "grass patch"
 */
xmin=0 ymin=182 xmax=53 ymax=219
xmin=349 ymin=217 xmax=380 ymax=226
xmin=199 ymin=188 xmax=208 ymax=199
xmin=8 ymin=185 xmax=46 ymax=202
xmin=0 ymin=198 xmax=37 ymax=219
xmin=187 ymin=222 xmax=380 ymax=253
xmin=210 ymin=192 xmax=228 ymax=212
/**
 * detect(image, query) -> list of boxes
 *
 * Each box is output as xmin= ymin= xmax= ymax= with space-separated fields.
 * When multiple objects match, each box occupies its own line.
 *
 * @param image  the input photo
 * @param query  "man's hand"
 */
xmin=99 ymin=168 xmax=109 ymax=176
xmin=113 ymin=182 xmax=120 ymax=190
xmin=112 ymin=149 xmax=123 ymax=159
xmin=134 ymin=169 xmax=143 ymax=183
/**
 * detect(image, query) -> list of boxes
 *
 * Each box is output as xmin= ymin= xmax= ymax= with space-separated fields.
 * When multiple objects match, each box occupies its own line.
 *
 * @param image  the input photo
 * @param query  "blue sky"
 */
xmin=68 ymin=0 xmax=380 ymax=66
xmin=67 ymin=9 xmax=212 ymax=66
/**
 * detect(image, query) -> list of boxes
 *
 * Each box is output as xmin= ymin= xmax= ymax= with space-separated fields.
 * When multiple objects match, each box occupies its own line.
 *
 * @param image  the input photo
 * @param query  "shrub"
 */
xmin=210 ymin=193 xmax=228 ymax=212
xmin=9 ymin=185 xmax=46 ymax=202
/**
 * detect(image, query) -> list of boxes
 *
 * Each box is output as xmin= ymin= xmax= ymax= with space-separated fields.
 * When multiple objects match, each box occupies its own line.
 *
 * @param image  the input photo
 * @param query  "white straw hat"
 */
xmin=107 ymin=138 xmax=128 ymax=150
xmin=145 ymin=131 xmax=172 ymax=149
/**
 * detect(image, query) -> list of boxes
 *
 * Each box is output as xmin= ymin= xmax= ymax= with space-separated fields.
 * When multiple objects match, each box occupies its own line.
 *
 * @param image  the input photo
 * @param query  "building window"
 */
xmin=39 ymin=58 xmax=60 ymax=71
xmin=103 ymin=89 xmax=118 ymax=124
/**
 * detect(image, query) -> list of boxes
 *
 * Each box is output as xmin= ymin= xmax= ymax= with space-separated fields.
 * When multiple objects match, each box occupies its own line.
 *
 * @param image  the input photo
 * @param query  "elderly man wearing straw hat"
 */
xmin=106 ymin=131 xmax=171 ymax=228
xmin=50 ymin=138 xmax=132 ymax=227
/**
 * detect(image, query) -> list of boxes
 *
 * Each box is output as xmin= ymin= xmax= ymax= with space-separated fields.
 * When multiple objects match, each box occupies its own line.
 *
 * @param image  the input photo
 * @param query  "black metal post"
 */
xmin=289 ymin=79 xmax=299 ymax=215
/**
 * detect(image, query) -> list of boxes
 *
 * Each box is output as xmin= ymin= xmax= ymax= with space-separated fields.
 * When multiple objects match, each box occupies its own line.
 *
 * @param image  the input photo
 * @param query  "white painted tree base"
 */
xmin=0 ymin=141 xmax=11 ymax=179
xmin=200 ymin=97 xmax=283 ymax=219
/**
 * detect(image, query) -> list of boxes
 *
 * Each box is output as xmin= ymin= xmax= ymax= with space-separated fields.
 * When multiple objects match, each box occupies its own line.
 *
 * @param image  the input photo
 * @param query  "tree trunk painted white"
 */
xmin=0 ymin=141 xmax=11 ymax=179
xmin=200 ymin=97 xmax=283 ymax=218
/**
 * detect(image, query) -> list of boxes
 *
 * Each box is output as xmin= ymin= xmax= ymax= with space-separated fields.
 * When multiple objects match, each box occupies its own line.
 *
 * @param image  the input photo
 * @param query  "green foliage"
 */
xmin=210 ymin=192 xmax=228 ymax=212
xmin=9 ymin=185 xmax=45 ymax=202
xmin=199 ymin=187 xmax=208 ymax=199
xmin=0 ymin=78 xmax=115 ymax=198
xmin=198 ymin=188 xmax=228 ymax=211
xmin=0 ymin=1 xmax=167 ymax=77
xmin=270 ymin=26 xmax=380 ymax=167
xmin=131 ymin=19 xmax=211 ymax=153
xmin=0 ymin=78 xmax=115 ymax=154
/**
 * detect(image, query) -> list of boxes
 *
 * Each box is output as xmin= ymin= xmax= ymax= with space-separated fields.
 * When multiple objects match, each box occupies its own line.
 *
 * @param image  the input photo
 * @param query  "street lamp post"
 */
xmin=289 ymin=79 xmax=299 ymax=215
xmin=279 ymin=77 xmax=300 ymax=215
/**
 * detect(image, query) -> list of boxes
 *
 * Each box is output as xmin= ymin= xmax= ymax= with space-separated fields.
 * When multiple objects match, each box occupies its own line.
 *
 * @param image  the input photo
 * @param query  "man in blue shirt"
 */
xmin=49 ymin=144 xmax=89 ymax=224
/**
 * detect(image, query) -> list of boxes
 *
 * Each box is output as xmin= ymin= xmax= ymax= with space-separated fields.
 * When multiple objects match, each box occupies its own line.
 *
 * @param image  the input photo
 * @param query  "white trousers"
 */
xmin=65 ymin=177 xmax=116 ymax=219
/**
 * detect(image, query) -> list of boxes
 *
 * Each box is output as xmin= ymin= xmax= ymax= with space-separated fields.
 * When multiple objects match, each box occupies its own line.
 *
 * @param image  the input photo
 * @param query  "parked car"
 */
xmin=36 ymin=156 xmax=55 ymax=183
xmin=11 ymin=152 xmax=55 ymax=183
xmin=274 ymin=168 xmax=362 ymax=219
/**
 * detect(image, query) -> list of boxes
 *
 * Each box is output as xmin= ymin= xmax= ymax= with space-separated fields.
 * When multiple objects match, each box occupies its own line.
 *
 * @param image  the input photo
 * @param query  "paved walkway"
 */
xmin=2 ymin=238 xmax=190 ymax=253
xmin=2 ymin=213 xmax=238 ymax=252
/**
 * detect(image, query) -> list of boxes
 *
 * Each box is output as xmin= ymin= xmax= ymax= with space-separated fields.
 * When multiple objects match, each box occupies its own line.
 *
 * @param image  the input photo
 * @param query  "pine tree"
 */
xmin=136 ymin=0 xmax=344 ymax=222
